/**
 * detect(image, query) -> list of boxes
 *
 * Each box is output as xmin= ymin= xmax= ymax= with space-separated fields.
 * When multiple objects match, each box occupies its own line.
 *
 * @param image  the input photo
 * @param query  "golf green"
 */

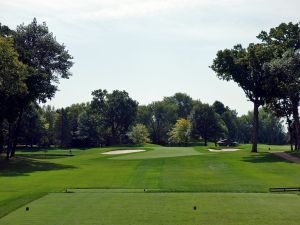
xmin=110 ymin=147 xmax=202 ymax=160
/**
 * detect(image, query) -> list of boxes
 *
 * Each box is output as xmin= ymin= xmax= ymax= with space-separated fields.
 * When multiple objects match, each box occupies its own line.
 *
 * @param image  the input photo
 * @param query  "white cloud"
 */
xmin=0 ymin=0 xmax=253 ymax=20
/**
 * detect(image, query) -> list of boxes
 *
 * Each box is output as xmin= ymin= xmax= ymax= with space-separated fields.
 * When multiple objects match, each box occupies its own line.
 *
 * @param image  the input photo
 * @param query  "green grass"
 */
xmin=1 ymin=190 xmax=300 ymax=225
xmin=111 ymin=146 xmax=202 ymax=160
xmin=0 ymin=143 xmax=299 ymax=224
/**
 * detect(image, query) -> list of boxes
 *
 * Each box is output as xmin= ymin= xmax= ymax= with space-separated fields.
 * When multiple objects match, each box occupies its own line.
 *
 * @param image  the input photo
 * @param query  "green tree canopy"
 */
xmin=164 ymin=93 xmax=193 ymax=119
xmin=14 ymin=18 xmax=73 ymax=103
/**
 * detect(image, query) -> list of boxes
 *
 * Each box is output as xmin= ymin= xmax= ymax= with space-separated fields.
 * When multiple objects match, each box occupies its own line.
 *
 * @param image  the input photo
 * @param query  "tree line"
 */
xmin=0 ymin=91 xmax=286 ymax=150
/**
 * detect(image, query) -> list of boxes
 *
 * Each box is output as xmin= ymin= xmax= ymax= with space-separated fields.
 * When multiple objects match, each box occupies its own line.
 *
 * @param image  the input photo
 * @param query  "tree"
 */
xmin=18 ymin=103 xmax=48 ymax=147
xmin=191 ymin=102 xmax=227 ymax=146
xmin=91 ymin=89 xmax=138 ymax=145
xmin=237 ymin=114 xmax=252 ymax=144
xmin=258 ymin=108 xmax=286 ymax=145
xmin=212 ymin=101 xmax=227 ymax=115
xmin=222 ymin=110 xmax=238 ymax=140
xmin=211 ymin=43 xmax=273 ymax=152
xmin=0 ymin=23 xmax=13 ymax=37
xmin=236 ymin=109 xmax=287 ymax=145
xmin=7 ymin=18 xmax=73 ymax=157
xmin=0 ymin=36 xmax=28 ymax=156
xmin=264 ymin=51 xmax=300 ymax=149
xmin=258 ymin=22 xmax=300 ymax=150
xmin=164 ymin=93 xmax=193 ymax=119
xmin=148 ymin=101 xmax=178 ymax=144
xmin=43 ymin=105 xmax=58 ymax=146
xmin=54 ymin=108 xmax=72 ymax=148
xmin=136 ymin=105 xmax=152 ymax=126
xmin=77 ymin=105 xmax=105 ymax=147
xmin=266 ymin=98 xmax=294 ymax=150
xmin=128 ymin=124 xmax=150 ymax=144
xmin=213 ymin=101 xmax=238 ymax=140
xmin=168 ymin=118 xmax=192 ymax=145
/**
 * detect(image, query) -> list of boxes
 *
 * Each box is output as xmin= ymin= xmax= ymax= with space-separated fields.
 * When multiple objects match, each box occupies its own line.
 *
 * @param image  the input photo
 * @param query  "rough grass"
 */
xmin=0 ymin=143 xmax=298 ymax=223
xmin=1 ymin=190 xmax=300 ymax=225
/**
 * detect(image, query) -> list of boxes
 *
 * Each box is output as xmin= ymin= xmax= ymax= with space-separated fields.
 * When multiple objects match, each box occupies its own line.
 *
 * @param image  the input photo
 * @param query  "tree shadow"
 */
xmin=0 ymin=156 xmax=76 ymax=176
xmin=19 ymin=154 xmax=74 ymax=159
xmin=242 ymin=152 xmax=293 ymax=164
xmin=16 ymin=146 xmax=62 ymax=152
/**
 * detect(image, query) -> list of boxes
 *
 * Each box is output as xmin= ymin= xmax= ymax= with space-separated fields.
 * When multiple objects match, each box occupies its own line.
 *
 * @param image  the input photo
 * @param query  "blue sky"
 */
xmin=1 ymin=0 xmax=299 ymax=115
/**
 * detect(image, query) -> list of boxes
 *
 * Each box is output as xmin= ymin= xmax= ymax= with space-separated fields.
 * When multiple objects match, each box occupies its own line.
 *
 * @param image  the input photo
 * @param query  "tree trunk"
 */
xmin=0 ymin=120 xmax=3 ymax=154
xmin=291 ymin=98 xmax=300 ymax=150
xmin=251 ymin=101 xmax=259 ymax=153
xmin=6 ymin=123 xmax=13 ymax=160
xmin=287 ymin=119 xmax=294 ymax=151
xmin=11 ymin=108 xmax=24 ymax=158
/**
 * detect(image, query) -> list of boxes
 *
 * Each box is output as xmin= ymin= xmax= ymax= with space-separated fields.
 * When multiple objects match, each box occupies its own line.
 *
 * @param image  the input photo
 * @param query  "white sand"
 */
xmin=102 ymin=149 xmax=145 ymax=155
xmin=208 ymin=148 xmax=240 ymax=152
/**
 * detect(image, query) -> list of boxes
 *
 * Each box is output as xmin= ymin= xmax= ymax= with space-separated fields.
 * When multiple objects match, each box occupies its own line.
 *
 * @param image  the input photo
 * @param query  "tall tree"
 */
xmin=211 ymin=43 xmax=273 ymax=152
xmin=7 ymin=18 xmax=73 ymax=157
xmin=258 ymin=23 xmax=300 ymax=149
xmin=0 ymin=37 xmax=27 ymax=156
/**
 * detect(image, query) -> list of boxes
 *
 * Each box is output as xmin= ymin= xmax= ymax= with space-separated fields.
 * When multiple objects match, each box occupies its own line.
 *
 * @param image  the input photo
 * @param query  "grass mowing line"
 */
xmin=63 ymin=188 xmax=161 ymax=193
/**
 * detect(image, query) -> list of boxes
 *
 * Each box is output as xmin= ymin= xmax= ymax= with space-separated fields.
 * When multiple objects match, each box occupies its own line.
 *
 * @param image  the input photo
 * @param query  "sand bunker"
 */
xmin=208 ymin=148 xmax=240 ymax=152
xmin=102 ymin=149 xmax=145 ymax=155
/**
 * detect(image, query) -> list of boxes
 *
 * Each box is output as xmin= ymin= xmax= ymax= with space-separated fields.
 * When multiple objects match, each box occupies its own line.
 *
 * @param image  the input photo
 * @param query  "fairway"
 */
xmin=1 ymin=189 xmax=300 ymax=225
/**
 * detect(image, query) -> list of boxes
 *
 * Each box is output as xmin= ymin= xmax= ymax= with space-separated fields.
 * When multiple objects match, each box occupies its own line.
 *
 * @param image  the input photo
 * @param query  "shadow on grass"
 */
xmin=0 ymin=156 xmax=76 ymax=176
xmin=242 ymin=152 xmax=293 ymax=164
xmin=17 ymin=146 xmax=90 ymax=152
xmin=19 ymin=154 xmax=74 ymax=159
